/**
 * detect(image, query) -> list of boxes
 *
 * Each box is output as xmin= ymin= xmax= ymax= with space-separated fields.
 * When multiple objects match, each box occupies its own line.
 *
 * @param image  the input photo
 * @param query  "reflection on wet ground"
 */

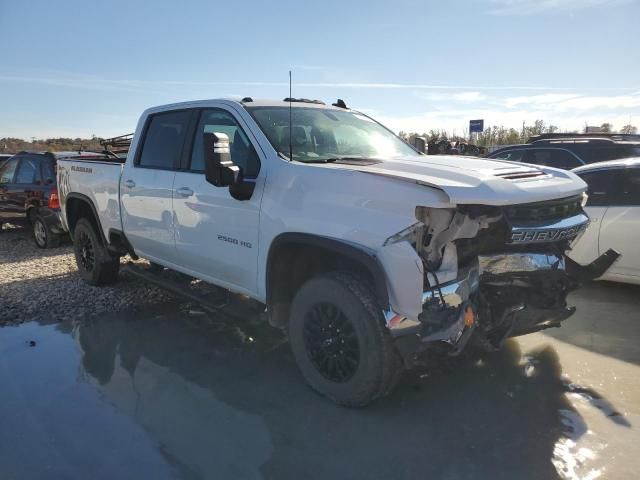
xmin=1 ymin=283 xmax=639 ymax=480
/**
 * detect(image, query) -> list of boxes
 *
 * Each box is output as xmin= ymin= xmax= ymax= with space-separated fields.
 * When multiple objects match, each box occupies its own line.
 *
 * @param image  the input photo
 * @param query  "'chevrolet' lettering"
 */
xmin=510 ymin=225 xmax=586 ymax=244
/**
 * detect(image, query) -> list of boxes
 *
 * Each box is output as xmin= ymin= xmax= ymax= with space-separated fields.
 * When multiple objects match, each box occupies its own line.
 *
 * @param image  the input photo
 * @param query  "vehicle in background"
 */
xmin=0 ymin=151 xmax=110 ymax=248
xmin=570 ymin=158 xmax=640 ymax=285
xmin=56 ymin=98 xmax=616 ymax=406
xmin=487 ymin=133 xmax=640 ymax=170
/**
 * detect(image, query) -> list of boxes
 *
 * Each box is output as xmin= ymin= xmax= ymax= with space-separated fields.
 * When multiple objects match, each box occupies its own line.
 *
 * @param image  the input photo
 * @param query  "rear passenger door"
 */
xmin=121 ymin=109 xmax=195 ymax=265
xmin=599 ymin=167 xmax=640 ymax=279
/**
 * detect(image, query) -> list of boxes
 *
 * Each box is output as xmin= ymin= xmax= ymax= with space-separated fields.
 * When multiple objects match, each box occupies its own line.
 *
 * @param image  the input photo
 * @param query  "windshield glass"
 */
xmin=246 ymin=106 xmax=420 ymax=162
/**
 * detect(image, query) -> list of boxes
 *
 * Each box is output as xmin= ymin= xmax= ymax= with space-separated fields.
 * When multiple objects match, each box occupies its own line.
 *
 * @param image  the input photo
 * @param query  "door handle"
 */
xmin=124 ymin=179 xmax=136 ymax=188
xmin=175 ymin=187 xmax=194 ymax=197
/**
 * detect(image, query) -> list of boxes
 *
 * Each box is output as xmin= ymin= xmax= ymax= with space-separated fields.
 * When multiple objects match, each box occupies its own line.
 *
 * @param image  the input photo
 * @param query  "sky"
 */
xmin=0 ymin=0 xmax=638 ymax=139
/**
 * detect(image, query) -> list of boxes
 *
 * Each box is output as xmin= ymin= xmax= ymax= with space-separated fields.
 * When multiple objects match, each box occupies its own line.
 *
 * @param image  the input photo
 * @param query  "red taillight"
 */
xmin=48 ymin=191 xmax=60 ymax=209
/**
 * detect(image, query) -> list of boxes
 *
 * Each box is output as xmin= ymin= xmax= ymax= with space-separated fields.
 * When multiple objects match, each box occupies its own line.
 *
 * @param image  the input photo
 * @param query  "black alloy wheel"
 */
xmin=303 ymin=302 xmax=360 ymax=382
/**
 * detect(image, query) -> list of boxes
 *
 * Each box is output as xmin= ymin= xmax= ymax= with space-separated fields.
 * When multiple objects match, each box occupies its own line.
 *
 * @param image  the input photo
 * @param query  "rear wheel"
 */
xmin=73 ymin=218 xmax=119 ymax=285
xmin=32 ymin=215 xmax=60 ymax=249
xmin=288 ymin=271 xmax=403 ymax=407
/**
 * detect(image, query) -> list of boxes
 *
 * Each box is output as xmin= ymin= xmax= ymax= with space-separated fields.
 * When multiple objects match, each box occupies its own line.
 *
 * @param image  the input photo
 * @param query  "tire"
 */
xmin=73 ymin=218 xmax=120 ymax=286
xmin=289 ymin=271 xmax=403 ymax=407
xmin=32 ymin=215 xmax=61 ymax=249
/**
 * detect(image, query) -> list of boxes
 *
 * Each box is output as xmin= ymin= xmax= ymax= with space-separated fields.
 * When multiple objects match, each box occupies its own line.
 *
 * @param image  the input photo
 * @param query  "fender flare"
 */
xmin=65 ymin=192 xmax=108 ymax=244
xmin=266 ymin=232 xmax=390 ymax=309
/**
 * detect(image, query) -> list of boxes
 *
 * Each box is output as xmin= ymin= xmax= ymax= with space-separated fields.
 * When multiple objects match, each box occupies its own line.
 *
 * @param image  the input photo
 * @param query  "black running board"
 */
xmin=121 ymin=262 xmax=228 ymax=313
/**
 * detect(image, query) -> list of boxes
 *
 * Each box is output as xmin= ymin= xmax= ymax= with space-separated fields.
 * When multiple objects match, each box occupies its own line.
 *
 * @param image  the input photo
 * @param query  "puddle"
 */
xmin=1 ymin=299 xmax=639 ymax=480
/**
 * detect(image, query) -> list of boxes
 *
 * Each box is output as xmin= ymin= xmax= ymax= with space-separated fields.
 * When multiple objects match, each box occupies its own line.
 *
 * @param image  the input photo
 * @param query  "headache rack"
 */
xmin=100 ymin=133 xmax=133 ymax=154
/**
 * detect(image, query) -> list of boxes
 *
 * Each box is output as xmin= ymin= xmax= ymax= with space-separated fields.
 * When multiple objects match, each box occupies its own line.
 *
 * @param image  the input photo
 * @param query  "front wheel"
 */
xmin=288 ymin=271 xmax=403 ymax=407
xmin=73 ymin=218 xmax=120 ymax=286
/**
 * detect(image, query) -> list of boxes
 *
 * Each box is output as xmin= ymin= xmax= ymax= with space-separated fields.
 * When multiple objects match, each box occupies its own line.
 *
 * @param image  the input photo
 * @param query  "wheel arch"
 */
xmin=65 ymin=193 xmax=107 ymax=244
xmin=265 ymin=233 xmax=390 ymax=327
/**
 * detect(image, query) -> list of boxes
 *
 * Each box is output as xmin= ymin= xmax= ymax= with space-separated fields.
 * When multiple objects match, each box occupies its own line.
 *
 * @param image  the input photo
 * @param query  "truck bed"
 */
xmin=57 ymin=158 xmax=123 ymax=239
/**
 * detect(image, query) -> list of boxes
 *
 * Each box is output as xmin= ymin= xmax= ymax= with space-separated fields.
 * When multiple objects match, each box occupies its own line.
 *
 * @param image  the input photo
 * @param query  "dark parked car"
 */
xmin=0 ymin=151 xmax=109 ymax=248
xmin=487 ymin=134 xmax=640 ymax=170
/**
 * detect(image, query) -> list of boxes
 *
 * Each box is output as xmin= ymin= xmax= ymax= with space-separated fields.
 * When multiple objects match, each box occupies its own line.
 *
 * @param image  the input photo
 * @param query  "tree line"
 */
xmin=399 ymin=121 xmax=638 ymax=147
xmin=0 ymin=136 xmax=104 ymax=154
xmin=2 ymin=120 xmax=638 ymax=154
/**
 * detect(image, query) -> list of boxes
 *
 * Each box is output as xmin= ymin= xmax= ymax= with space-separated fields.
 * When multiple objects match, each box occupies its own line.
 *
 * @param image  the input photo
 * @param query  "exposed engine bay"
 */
xmin=383 ymin=195 xmax=620 ymax=365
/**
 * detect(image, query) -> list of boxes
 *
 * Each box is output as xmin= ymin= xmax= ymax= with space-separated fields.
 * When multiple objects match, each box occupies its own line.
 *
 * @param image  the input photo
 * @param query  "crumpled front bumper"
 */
xmin=384 ymin=265 xmax=479 ymax=345
xmin=386 ymin=248 xmax=620 ymax=362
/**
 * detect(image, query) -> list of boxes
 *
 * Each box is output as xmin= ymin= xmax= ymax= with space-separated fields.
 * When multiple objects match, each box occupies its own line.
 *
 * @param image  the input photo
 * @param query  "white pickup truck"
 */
xmin=57 ymin=98 xmax=617 ymax=406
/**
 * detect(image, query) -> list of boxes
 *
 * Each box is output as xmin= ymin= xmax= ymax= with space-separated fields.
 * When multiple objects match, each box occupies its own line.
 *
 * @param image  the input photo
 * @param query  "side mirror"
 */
xmin=203 ymin=132 xmax=255 ymax=201
xmin=204 ymin=132 xmax=240 ymax=187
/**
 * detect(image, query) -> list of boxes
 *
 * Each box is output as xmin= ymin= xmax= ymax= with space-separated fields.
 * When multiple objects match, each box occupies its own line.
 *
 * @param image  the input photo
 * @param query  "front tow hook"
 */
xmin=565 ymin=248 xmax=620 ymax=285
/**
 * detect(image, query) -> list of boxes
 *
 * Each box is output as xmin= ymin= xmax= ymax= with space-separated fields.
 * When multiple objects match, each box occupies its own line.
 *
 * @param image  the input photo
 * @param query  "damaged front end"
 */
xmin=382 ymin=195 xmax=619 ymax=365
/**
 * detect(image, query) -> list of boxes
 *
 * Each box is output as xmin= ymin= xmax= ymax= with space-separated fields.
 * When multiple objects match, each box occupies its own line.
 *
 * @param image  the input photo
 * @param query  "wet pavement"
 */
xmin=1 ymin=282 xmax=639 ymax=480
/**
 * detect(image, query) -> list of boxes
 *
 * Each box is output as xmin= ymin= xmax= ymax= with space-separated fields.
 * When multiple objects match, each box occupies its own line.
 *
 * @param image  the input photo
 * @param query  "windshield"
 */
xmin=246 ymin=106 xmax=420 ymax=162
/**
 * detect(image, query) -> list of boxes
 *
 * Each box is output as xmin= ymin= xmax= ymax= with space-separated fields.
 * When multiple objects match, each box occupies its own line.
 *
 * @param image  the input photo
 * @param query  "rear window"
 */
xmin=579 ymin=170 xmax=623 ymax=206
xmin=138 ymin=110 xmax=191 ymax=169
xmin=15 ymin=157 xmax=39 ymax=184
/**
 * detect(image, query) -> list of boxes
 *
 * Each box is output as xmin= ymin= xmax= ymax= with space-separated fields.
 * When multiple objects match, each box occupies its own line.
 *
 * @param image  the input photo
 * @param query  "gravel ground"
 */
xmin=0 ymin=223 xmax=174 ymax=325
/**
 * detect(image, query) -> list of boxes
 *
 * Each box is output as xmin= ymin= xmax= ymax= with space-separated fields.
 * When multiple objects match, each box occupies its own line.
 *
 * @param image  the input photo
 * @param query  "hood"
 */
xmin=322 ymin=155 xmax=587 ymax=206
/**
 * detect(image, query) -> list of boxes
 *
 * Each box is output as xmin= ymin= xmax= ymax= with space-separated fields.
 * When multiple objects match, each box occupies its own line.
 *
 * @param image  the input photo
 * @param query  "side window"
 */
xmin=523 ymin=149 xmax=581 ymax=169
xmin=15 ymin=157 xmax=39 ymax=184
xmin=138 ymin=110 xmax=191 ymax=169
xmin=0 ymin=157 xmax=19 ymax=183
xmin=493 ymin=150 xmax=524 ymax=162
xmin=190 ymin=109 xmax=260 ymax=177
xmin=620 ymin=168 xmax=640 ymax=206
xmin=579 ymin=170 xmax=623 ymax=207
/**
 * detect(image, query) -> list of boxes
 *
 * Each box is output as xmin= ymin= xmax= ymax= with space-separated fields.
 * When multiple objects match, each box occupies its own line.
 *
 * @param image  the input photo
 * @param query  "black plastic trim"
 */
xmin=108 ymin=228 xmax=138 ymax=259
xmin=65 ymin=192 xmax=108 ymax=244
xmin=266 ymin=232 xmax=389 ymax=309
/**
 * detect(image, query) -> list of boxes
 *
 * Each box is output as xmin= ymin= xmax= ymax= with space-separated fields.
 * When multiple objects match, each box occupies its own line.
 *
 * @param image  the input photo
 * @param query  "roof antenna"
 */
xmin=288 ymin=70 xmax=293 ymax=161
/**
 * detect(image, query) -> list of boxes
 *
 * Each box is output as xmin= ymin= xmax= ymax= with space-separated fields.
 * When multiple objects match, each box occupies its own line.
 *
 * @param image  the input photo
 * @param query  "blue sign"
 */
xmin=469 ymin=119 xmax=484 ymax=133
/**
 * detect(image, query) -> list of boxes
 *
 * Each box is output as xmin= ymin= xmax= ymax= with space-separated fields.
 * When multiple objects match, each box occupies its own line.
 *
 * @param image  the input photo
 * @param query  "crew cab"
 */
xmin=56 ymin=98 xmax=617 ymax=406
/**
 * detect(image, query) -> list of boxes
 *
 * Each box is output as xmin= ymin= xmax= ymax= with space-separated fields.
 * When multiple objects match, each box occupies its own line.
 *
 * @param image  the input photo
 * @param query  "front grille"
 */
xmin=503 ymin=195 xmax=583 ymax=223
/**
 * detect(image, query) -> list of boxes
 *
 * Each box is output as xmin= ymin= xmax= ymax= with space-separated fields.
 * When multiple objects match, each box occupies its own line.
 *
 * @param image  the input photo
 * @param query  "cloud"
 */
xmin=502 ymin=92 xmax=640 ymax=111
xmin=1 ymin=70 xmax=638 ymax=138
xmin=1 ymin=73 xmax=637 ymax=92
xmin=488 ymin=0 xmax=632 ymax=15
xmin=503 ymin=93 xmax=583 ymax=108
xmin=418 ymin=91 xmax=488 ymax=103
xmin=373 ymin=91 xmax=640 ymax=134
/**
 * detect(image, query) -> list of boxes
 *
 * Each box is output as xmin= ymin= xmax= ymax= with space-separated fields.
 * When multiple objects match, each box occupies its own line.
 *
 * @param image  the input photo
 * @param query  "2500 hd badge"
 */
xmin=217 ymin=234 xmax=252 ymax=248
